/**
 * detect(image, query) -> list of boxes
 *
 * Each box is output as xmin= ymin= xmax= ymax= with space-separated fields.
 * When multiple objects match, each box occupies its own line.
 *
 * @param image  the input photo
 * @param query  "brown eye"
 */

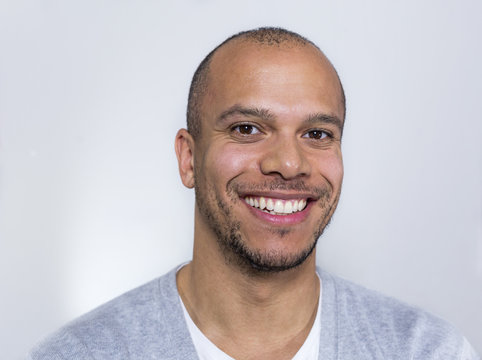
xmin=303 ymin=130 xmax=328 ymax=139
xmin=233 ymin=124 xmax=260 ymax=135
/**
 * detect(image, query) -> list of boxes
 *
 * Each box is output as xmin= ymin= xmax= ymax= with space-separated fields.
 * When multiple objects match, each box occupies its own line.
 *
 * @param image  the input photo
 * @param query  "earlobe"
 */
xmin=174 ymin=129 xmax=195 ymax=189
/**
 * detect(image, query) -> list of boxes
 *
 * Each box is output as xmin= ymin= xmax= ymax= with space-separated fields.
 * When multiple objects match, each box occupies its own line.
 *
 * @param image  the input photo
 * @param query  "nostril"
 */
xmin=260 ymin=146 xmax=310 ymax=180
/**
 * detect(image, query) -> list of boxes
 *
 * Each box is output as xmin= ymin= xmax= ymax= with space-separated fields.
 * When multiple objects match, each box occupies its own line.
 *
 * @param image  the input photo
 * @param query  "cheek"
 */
xmin=206 ymin=145 xmax=255 ymax=178
xmin=315 ymin=152 xmax=344 ymax=187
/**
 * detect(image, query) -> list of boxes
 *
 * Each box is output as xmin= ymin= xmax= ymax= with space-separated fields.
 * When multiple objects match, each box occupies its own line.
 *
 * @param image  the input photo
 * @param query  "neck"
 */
xmin=177 ymin=226 xmax=320 ymax=360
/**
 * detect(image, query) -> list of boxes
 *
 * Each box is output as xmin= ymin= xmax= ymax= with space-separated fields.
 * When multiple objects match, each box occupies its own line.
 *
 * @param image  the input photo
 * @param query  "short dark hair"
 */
xmin=186 ymin=27 xmax=345 ymax=139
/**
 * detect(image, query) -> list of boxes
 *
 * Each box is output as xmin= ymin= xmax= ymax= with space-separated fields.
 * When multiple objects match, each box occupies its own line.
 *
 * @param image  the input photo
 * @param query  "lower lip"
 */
xmin=243 ymin=200 xmax=312 ymax=225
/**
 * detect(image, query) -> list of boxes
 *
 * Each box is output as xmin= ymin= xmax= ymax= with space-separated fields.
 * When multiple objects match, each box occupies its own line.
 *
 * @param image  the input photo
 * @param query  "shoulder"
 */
xmin=27 ymin=268 xmax=184 ymax=360
xmin=319 ymin=269 xmax=479 ymax=359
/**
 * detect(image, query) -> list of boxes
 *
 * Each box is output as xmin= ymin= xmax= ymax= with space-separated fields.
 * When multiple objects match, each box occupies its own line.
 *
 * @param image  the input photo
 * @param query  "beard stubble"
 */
xmin=194 ymin=177 xmax=337 ymax=275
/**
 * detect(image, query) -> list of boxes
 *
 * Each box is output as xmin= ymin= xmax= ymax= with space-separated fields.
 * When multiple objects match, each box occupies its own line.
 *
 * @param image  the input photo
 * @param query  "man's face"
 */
xmin=191 ymin=41 xmax=344 ymax=272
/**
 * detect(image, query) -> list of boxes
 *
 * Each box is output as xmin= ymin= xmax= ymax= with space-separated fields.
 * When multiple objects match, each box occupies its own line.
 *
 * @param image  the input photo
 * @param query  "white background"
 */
xmin=1 ymin=0 xmax=481 ymax=358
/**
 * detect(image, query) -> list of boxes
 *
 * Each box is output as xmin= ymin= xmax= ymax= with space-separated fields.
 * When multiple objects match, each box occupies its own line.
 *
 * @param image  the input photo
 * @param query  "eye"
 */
xmin=302 ymin=129 xmax=329 ymax=140
xmin=232 ymin=124 xmax=261 ymax=135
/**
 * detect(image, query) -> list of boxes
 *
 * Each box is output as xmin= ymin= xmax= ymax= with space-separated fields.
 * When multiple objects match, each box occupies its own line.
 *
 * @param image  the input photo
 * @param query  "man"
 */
xmin=28 ymin=27 xmax=479 ymax=360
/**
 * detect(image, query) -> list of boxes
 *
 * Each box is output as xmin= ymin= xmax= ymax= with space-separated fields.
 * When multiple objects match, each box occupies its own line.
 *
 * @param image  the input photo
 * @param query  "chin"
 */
xmin=221 ymin=230 xmax=318 ymax=274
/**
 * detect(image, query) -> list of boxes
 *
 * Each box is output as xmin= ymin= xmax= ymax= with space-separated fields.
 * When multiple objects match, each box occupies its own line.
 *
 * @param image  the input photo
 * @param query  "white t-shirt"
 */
xmin=180 ymin=276 xmax=322 ymax=360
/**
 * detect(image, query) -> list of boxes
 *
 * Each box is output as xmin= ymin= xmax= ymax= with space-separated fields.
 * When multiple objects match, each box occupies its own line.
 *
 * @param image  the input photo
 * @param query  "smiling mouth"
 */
xmin=244 ymin=196 xmax=308 ymax=216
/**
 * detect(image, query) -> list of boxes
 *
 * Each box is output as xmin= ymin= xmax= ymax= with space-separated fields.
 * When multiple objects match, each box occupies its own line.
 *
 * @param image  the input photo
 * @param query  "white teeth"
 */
xmin=284 ymin=201 xmax=292 ymax=214
xmin=293 ymin=200 xmax=299 ymax=212
xmin=244 ymin=196 xmax=308 ymax=215
xmin=274 ymin=200 xmax=284 ymax=213
xmin=266 ymin=198 xmax=274 ymax=211
xmin=259 ymin=197 xmax=266 ymax=210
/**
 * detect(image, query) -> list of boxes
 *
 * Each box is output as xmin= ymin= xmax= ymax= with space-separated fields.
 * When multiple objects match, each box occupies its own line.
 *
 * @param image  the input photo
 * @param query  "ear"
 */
xmin=175 ymin=128 xmax=195 ymax=189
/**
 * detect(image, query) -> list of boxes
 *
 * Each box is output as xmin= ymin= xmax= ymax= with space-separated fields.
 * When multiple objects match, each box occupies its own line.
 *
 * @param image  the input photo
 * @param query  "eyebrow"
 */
xmin=306 ymin=113 xmax=344 ymax=134
xmin=217 ymin=105 xmax=275 ymax=124
xmin=216 ymin=104 xmax=344 ymax=134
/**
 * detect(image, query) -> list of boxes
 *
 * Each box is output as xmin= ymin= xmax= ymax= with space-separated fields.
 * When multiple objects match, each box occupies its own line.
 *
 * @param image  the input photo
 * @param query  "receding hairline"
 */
xmin=186 ymin=27 xmax=346 ymax=139
xmin=211 ymin=34 xmax=327 ymax=68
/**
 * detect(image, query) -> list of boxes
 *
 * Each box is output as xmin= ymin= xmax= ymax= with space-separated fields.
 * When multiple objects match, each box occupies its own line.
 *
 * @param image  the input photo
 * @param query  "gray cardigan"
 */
xmin=28 ymin=267 xmax=479 ymax=359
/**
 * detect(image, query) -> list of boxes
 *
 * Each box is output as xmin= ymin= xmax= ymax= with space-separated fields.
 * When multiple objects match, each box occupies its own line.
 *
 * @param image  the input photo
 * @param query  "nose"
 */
xmin=260 ymin=136 xmax=311 ymax=180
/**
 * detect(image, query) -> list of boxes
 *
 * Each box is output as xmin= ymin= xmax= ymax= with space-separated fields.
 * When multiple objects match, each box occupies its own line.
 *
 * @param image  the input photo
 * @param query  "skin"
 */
xmin=175 ymin=39 xmax=344 ymax=360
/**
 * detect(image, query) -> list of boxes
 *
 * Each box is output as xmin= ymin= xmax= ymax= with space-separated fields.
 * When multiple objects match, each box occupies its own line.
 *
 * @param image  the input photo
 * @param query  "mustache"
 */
xmin=229 ymin=179 xmax=330 ymax=198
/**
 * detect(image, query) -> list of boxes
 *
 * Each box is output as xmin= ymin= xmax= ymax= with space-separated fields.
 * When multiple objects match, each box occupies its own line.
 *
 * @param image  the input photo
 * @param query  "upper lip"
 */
xmin=237 ymin=191 xmax=318 ymax=201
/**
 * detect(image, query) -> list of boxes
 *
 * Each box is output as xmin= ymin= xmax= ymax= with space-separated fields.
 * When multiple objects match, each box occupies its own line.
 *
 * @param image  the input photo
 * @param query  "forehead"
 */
xmin=201 ymin=40 xmax=344 ymax=125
